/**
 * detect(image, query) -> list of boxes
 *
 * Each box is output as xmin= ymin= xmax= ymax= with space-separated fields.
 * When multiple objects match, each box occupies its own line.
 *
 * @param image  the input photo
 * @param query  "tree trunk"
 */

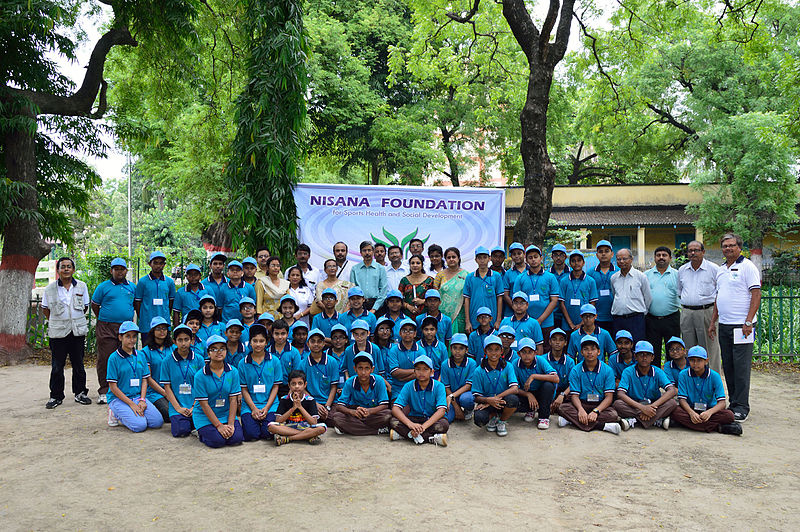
xmin=370 ymin=159 xmax=380 ymax=185
xmin=0 ymin=114 xmax=52 ymax=365
xmin=441 ymin=127 xmax=460 ymax=186
xmin=750 ymin=234 xmax=763 ymax=276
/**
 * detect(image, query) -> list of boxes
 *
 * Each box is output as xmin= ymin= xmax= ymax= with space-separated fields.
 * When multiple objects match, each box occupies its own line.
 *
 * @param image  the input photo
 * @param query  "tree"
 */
xmin=0 ymin=0 xmax=197 ymax=363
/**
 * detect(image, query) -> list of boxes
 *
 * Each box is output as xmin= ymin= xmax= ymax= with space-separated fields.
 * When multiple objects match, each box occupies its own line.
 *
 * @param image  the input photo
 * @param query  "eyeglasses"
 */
xmin=208 ymin=346 xmax=226 ymax=353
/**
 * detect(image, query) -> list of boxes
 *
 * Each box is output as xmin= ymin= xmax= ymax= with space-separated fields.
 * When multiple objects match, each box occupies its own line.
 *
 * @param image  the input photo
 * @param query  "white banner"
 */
xmin=294 ymin=183 xmax=505 ymax=271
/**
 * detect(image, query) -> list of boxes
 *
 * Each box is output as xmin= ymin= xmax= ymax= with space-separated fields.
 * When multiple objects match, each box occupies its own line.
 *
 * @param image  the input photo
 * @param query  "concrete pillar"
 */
xmin=579 ymin=228 xmax=589 ymax=250
xmin=695 ymin=227 xmax=703 ymax=244
xmin=637 ymin=226 xmax=646 ymax=267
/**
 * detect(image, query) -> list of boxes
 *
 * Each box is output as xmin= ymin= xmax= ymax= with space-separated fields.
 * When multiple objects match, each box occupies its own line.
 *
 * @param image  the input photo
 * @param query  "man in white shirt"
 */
xmin=333 ymin=241 xmax=353 ymax=281
xmin=708 ymin=233 xmax=761 ymax=423
xmin=677 ymin=240 xmax=721 ymax=373
xmin=385 ymin=245 xmax=409 ymax=291
xmin=610 ymin=248 xmax=652 ymax=343
xmin=284 ymin=243 xmax=319 ymax=292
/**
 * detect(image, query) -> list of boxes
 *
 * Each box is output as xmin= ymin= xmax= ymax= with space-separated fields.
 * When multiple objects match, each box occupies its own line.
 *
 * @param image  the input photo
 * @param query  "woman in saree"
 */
xmin=433 ymin=247 xmax=468 ymax=334
xmin=255 ymin=257 xmax=290 ymax=315
xmin=315 ymin=258 xmax=350 ymax=314
xmin=398 ymin=254 xmax=434 ymax=318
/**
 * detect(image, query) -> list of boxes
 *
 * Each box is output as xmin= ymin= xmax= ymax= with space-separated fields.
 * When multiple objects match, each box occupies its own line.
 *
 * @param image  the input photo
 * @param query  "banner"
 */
xmin=295 ymin=183 xmax=505 ymax=272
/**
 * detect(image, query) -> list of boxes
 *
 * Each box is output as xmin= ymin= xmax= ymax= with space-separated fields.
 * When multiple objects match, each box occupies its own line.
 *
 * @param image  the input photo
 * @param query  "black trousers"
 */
xmin=645 ymin=311 xmax=680 ymax=367
xmin=49 ymin=333 xmax=87 ymax=400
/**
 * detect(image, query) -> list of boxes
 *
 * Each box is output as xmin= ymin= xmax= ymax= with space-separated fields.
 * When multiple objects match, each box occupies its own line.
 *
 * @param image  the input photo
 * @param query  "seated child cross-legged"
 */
xmin=238 ymin=324 xmax=283 ymax=441
xmin=389 ymin=355 xmax=449 ymax=446
xmin=513 ymin=338 xmax=559 ymax=430
xmin=297 ymin=328 xmax=340 ymax=422
xmin=546 ymin=328 xmax=575 ymax=416
xmin=613 ymin=341 xmax=677 ymax=431
xmin=471 ymin=335 xmax=520 ymax=437
xmin=441 ymin=333 xmax=477 ymax=423
xmin=329 ymin=353 xmax=392 ymax=436
xmin=558 ymin=335 xmax=622 ymax=434
xmin=268 ymin=370 xmax=328 ymax=445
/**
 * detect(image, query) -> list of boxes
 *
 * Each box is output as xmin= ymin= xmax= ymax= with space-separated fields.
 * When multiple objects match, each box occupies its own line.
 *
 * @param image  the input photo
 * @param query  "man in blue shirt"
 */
xmin=549 ymin=244 xmax=571 ymax=335
xmin=172 ymin=264 xmax=208 ymax=325
xmin=513 ymin=245 xmax=560 ymax=352
xmin=91 ymin=258 xmax=136 ymax=403
xmin=389 ymin=355 xmax=449 ymax=446
xmin=558 ymin=250 xmax=598 ymax=333
xmin=645 ymin=246 xmax=681 ymax=367
xmin=350 ymin=241 xmax=388 ymax=312
xmin=463 ymin=246 xmax=504 ymax=334
xmin=204 ymin=252 xmax=228 ymax=302
xmin=587 ymin=240 xmax=616 ymax=333
xmin=613 ymin=341 xmax=677 ymax=430
xmin=329 ymin=353 xmax=392 ymax=436
xmin=134 ymin=251 xmax=176 ymax=344
xmin=218 ymin=261 xmax=257 ymax=323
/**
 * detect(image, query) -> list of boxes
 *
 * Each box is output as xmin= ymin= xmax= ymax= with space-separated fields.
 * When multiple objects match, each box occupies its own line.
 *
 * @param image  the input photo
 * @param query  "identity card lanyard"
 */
xmin=693 ymin=374 xmax=707 ymax=403
xmin=487 ymin=368 xmax=503 ymax=395
xmin=586 ymin=369 xmax=601 ymax=395
xmin=124 ymin=353 xmax=138 ymax=380
xmin=479 ymin=270 xmax=494 ymax=293
xmin=638 ymin=372 xmax=654 ymax=398
xmin=211 ymin=371 xmax=226 ymax=400
xmin=528 ymin=270 xmax=541 ymax=294
xmin=571 ymin=277 xmax=584 ymax=301
xmin=253 ymin=359 xmax=266 ymax=384
xmin=179 ymin=358 xmax=192 ymax=383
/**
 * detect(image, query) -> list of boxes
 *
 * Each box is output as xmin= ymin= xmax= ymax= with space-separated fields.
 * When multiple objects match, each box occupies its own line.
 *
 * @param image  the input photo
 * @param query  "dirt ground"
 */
xmin=1 ymin=365 xmax=798 ymax=531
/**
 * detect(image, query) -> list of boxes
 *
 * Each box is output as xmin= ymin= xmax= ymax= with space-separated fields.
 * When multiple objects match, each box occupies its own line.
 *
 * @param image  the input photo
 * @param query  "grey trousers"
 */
xmin=719 ymin=323 xmax=752 ymax=416
xmin=680 ymin=306 xmax=721 ymax=374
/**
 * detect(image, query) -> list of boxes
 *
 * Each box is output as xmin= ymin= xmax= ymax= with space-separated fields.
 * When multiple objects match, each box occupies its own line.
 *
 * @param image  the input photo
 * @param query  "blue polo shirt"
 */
xmin=203 ymin=274 xmax=228 ymax=303
xmin=190 ymin=337 xmax=206 ymax=360
xmin=468 ymin=327 xmax=495 ymax=360
xmin=386 ymin=341 xmax=424 ymax=400
xmin=239 ymin=321 xmax=254 ymax=347
xmin=225 ymin=341 xmax=251 ymax=368
xmin=92 ymin=279 xmax=136 ymax=323
xmin=339 ymin=309 xmax=377 ymax=334
xmin=618 ymin=365 xmax=674 ymax=402
xmin=607 ymin=353 xmax=636 ymax=381
xmin=140 ymin=344 xmax=174 ymax=403
xmin=196 ymin=321 xmax=223 ymax=355
xmin=470 ymin=358 xmax=518 ymax=398
xmin=568 ymin=360 xmax=615 ymax=402
xmin=415 ymin=312 xmax=453 ymax=342
xmin=374 ymin=342 xmax=394 ymax=377
xmin=312 ymin=311 xmax=342 ymax=339
xmin=270 ymin=343 xmax=301 ymax=384
xmin=349 ymin=261 xmax=388 ymax=309
xmin=105 ymin=348 xmax=149 ymax=403
xmin=549 ymin=264 xmax=570 ymax=322
xmin=513 ymin=268 xmax=561 ymax=327
xmin=337 ymin=374 xmax=390 ymax=408
xmin=384 ymin=312 xmax=408 ymax=342
xmin=394 ymin=378 xmax=447 ymax=418
xmin=463 ymin=269 xmax=504 ymax=327
xmin=547 ymin=351 xmax=576 ymax=389
xmin=677 ymin=367 xmax=726 ymax=409
xmin=566 ymin=326 xmax=617 ymax=363
xmin=440 ymin=356 xmax=477 ymax=392
xmin=663 ymin=359 xmax=688 ymax=384
xmin=513 ymin=355 xmax=557 ymax=392
xmin=419 ymin=338 xmax=448 ymax=373
xmin=237 ymin=352 xmax=283 ymax=415
xmin=298 ymin=352 xmax=340 ymax=404
xmin=158 ymin=349 xmax=205 ymax=417
xmin=645 ymin=267 xmax=680 ymax=317
xmin=587 ymin=264 xmax=616 ymax=322
xmin=558 ymin=272 xmax=598 ymax=328
xmin=499 ymin=315 xmax=544 ymax=345
xmin=218 ymin=280 xmax=256 ymax=323
xmin=342 ymin=342 xmax=383 ymax=377
xmin=173 ymin=283 xmax=209 ymax=320
xmin=134 ymin=273 xmax=176 ymax=330
xmin=502 ymin=266 xmax=529 ymax=317
xmin=192 ymin=362 xmax=241 ymax=428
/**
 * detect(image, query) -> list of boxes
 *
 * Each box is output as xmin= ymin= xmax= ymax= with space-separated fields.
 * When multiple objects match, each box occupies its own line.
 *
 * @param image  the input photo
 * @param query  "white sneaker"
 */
xmin=389 ymin=429 xmax=403 ymax=441
xmin=486 ymin=415 xmax=499 ymax=432
xmin=428 ymin=433 xmax=448 ymax=447
xmin=603 ymin=422 xmax=621 ymax=435
xmin=107 ymin=408 xmax=119 ymax=427
xmin=523 ymin=412 xmax=536 ymax=423
xmin=557 ymin=416 xmax=571 ymax=428
xmin=97 ymin=395 xmax=107 ymax=405
xmin=190 ymin=429 xmax=198 ymax=438
xmin=334 ymin=426 xmax=344 ymax=435
xmin=496 ymin=420 xmax=508 ymax=437
xmin=660 ymin=418 xmax=670 ymax=430
xmin=620 ymin=418 xmax=636 ymax=431
xmin=377 ymin=427 xmax=390 ymax=434
xmin=537 ymin=419 xmax=550 ymax=430
xmin=463 ymin=409 xmax=474 ymax=421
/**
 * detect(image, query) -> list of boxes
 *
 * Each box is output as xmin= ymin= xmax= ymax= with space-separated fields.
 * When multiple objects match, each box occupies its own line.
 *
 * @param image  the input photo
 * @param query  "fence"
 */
xmin=755 ymin=285 xmax=800 ymax=360
xmin=27 ymin=296 xmax=95 ymax=353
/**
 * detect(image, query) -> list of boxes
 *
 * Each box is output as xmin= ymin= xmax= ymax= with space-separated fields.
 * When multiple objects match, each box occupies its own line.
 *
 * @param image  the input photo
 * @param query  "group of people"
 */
xmin=42 ymin=232 xmax=759 ymax=447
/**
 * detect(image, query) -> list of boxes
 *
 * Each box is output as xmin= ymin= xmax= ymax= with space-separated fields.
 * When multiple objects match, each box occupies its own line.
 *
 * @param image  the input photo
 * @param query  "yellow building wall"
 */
xmin=504 ymin=184 xmax=711 ymax=208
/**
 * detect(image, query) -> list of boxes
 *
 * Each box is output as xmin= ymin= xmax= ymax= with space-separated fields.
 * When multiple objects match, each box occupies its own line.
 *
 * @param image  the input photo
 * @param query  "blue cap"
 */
xmin=353 ymin=352 xmax=375 ymax=366
xmin=330 ymin=324 xmax=348 ymax=336
xmin=525 ymin=244 xmax=542 ymax=255
xmin=118 ymin=321 xmax=139 ymax=334
xmin=205 ymin=334 xmax=226 ymax=348
xmin=450 ymin=333 xmax=468 ymax=347
xmin=110 ymin=258 xmax=127 ymax=268
xmin=474 ymin=246 xmax=490 ymax=257
xmin=580 ymin=335 xmax=600 ymax=347
xmin=350 ymin=319 xmax=370 ymax=332
xmin=497 ymin=325 xmax=516 ymax=337
xmin=321 ymin=288 xmax=338 ymax=299
xmin=148 ymin=251 xmax=166 ymax=262
xmin=209 ymin=252 xmax=226 ymax=263
xmin=491 ymin=246 xmax=505 ymax=255
xmin=227 ymin=260 xmax=243 ymax=270
xmin=413 ymin=355 xmax=434 ymax=368
xmin=172 ymin=324 xmax=193 ymax=338
xmin=476 ymin=306 xmax=492 ymax=318
xmin=239 ymin=296 xmax=255 ymax=307
xmin=615 ymin=329 xmax=633 ymax=341
xmin=280 ymin=294 xmax=298 ymax=307
xmin=242 ymin=257 xmax=257 ymax=266
xmin=512 ymin=291 xmax=528 ymax=301
xmin=258 ymin=312 xmax=274 ymax=322
xmin=225 ymin=319 xmax=243 ymax=331
xmin=185 ymin=263 xmax=201 ymax=273
xmin=398 ymin=318 xmax=417 ymax=330
xmin=569 ymin=250 xmax=585 ymax=259
xmin=517 ymin=338 xmax=537 ymax=351
xmin=580 ymin=304 xmax=597 ymax=316
xmin=551 ymin=244 xmax=567 ymax=254
xmin=483 ymin=335 xmax=502 ymax=348
xmin=347 ymin=286 xmax=365 ymax=298
xmin=199 ymin=294 xmax=216 ymax=306
xmin=687 ymin=345 xmax=708 ymax=359
xmin=667 ymin=336 xmax=685 ymax=348
xmin=291 ymin=321 xmax=309 ymax=331
xmin=424 ymin=289 xmax=441 ymax=299
xmin=508 ymin=242 xmax=524 ymax=252
xmin=550 ymin=327 xmax=567 ymax=338
xmin=596 ymin=239 xmax=613 ymax=251
xmin=249 ymin=323 xmax=268 ymax=338
xmin=307 ymin=327 xmax=325 ymax=340
xmin=375 ymin=316 xmax=394 ymax=329
xmin=386 ymin=289 xmax=403 ymax=300
xmin=634 ymin=340 xmax=654 ymax=354
xmin=148 ymin=316 xmax=169 ymax=331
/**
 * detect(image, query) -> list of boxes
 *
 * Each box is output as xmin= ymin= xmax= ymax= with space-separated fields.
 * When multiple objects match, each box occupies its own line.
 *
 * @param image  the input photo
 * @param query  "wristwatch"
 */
xmin=592 ymin=408 xmax=599 ymax=413
xmin=745 ymin=320 xmax=753 ymax=327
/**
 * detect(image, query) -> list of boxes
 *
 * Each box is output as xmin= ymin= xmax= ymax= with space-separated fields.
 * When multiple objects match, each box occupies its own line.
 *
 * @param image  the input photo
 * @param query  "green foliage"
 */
xmin=764 ymin=248 xmax=800 ymax=286
xmin=370 ymin=226 xmax=430 ymax=258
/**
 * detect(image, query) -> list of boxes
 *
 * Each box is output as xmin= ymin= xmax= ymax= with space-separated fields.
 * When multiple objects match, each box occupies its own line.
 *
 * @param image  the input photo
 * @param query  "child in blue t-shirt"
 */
xmin=238 ymin=324 xmax=282 ymax=441
xmin=193 ymin=335 xmax=244 ymax=448
xmin=159 ymin=325 xmax=205 ymax=437
xmin=389 ymin=355 xmax=449 ymax=446
xmin=441 ymin=334 xmax=476 ymax=423
xmin=140 ymin=316 xmax=174 ymax=423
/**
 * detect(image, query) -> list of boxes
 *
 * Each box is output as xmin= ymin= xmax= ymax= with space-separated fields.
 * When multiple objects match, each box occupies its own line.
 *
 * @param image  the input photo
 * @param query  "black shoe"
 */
xmin=45 ymin=398 xmax=62 ymax=409
xmin=74 ymin=392 xmax=92 ymax=405
xmin=718 ymin=422 xmax=743 ymax=436
xmin=733 ymin=412 xmax=748 ymax=423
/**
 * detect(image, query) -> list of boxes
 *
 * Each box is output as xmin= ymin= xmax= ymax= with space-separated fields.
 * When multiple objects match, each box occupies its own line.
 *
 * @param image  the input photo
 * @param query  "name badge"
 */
xmin=179 ymin=383 xmax=191 ymax=395
xmin=215 ymin=398 xmax=226 ymax=408
xmin=153 ymin=298 xmax=164 ymax=306
xmin=128 ymin=378 xmax=139 ymax=387
xmin=599 ymin=289 xmax=610 ymax=297
xmin=693 ymin=402 xmax=707 ymax=412
xmin=570 ymin=298 xmax=581 ymax=306
xmin=253 ymin=384 xmax=267 ymax=393
xmin=587 ymin=393 xmax=600 ymax=402
xmin=529 ymin=294 xmax=540 ymax=302
xmin=639 ymin=399 xmax=652 ymax=405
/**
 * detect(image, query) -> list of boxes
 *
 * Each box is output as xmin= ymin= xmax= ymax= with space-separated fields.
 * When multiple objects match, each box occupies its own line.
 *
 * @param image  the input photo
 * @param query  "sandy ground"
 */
xmin=1 ymin=365 xmax=799 ymax=531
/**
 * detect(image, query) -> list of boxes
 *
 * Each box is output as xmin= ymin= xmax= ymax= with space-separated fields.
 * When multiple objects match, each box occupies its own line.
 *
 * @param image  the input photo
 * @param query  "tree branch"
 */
xmin=501 ymin=0 xmax=540 ymax=62
xmin=574 ymin=11 xmax=620 ymax=107
xmin=447 ymin=0 xmax=481 ymax=23
xmin=539 ymin=0 xmax=560 ymax=61
xmin=550 ymin=0 xmax=576 ymax=65
xmin=646 ymin=103 xmax=697 ymax=137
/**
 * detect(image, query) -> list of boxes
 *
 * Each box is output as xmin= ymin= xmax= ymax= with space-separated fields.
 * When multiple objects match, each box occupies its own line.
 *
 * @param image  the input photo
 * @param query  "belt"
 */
xmin=649 ymin=311 xmax=680 ymax=320
xmin=682 ymin=303 xmax=714 ymax=310
xmin=614 ymin=312 xmax=643 ymax=319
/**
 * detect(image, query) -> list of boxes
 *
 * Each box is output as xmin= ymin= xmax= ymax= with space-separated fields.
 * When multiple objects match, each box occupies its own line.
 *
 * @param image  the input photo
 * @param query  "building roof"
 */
xmin=505 ymin=206 xmax=696 ymax=228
